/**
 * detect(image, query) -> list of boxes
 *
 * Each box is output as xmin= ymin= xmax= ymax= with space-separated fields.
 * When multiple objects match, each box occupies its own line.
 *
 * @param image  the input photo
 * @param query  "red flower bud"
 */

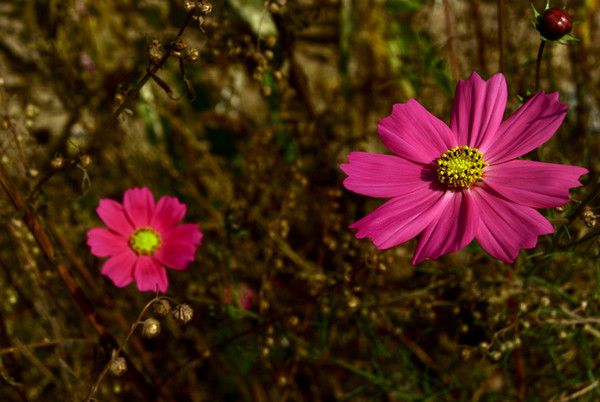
xmin=539 ymin=8 xmax=572 ymax=40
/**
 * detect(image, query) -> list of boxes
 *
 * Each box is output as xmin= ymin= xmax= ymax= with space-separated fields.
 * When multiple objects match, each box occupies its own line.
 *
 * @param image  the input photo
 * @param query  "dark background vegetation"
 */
xmin=1 ymin=0 xmax=600 ymax=400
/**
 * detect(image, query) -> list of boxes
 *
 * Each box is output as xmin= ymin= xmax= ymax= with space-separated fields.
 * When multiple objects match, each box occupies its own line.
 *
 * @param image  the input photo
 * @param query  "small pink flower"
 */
xmin=87 ymin=187 xmax=203 ymax=292
xmin=341 ymin=72 xmax=588 ymax=264
xmin=223 ymin=284 xmax=254 ymax=309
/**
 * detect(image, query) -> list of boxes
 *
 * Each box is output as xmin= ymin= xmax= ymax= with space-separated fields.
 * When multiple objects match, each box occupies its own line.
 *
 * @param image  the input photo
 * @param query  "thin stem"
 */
xmin=471 ymin=0 xmax=487 ymax=75
xmin=505 ymin=267 xmax=524 ymax=400
xmin=86 ymin=10 xmax=197 ymax=151
xmin=0 ymin=338 xmax=95 ymax=356
xmin=0 ymin=86 xmax=27 ymax=171
xmin=567 ymin=180 xmax=600 ymax=224
xmin=497 ymin=0 xmax=505 ymax=74
xmin=535 ymin=40 xmax=546 ymax=90
xmin=443 ymin=0 xmax=459 ymax=81
xmin=84 ymin=295 xmax=170 ymax=401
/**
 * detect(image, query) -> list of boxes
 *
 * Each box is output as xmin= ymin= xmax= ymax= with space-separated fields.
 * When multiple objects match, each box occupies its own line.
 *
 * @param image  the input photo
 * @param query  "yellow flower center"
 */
xmin=436 ymin=146 xmax=488 ymax=189
xmin=129 ymin=227 xmax=162 ymax=256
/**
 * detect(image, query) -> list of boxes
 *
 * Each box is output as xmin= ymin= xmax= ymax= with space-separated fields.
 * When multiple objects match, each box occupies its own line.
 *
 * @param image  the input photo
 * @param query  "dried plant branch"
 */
xmin=0 ymin=338 xmax=95 ymax=356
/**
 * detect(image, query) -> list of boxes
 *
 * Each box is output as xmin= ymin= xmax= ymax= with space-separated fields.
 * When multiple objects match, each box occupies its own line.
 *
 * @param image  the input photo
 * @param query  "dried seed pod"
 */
xmin=50 ymin=154 xmax=64 ymax=170
xmin=115 ymin=93 xmax=125 ymax=105
xmin=183 ymin=1 xmax=196 ymax=12
xmin=110 ymin=355 xmax=127 ymax=376
xmin=172 ymin=304 xmax=194 ymax=324
xmin=175 ymin=38 xmax=187 ymax=51
xmin=198 ymin=1 xmax=212 ymax=14
xmin=186 ymin=48 xmax=200 ymax=63
xmin=142 ymin=318 xmax=161 ymax=338
xmin=79 ymin=154 xmax=92 ymax=168
xmin=148 ymin=40 xmax=163 ymax=65
xmin=152 ymin=299 xmax=171 ymax=317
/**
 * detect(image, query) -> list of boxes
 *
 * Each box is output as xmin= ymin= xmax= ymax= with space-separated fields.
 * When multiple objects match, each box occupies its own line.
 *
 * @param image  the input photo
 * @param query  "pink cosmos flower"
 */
xmin=87 ymin=187 xmax=203 ymax=292
xmin=340 ymin=72 xmax=588 ymax=264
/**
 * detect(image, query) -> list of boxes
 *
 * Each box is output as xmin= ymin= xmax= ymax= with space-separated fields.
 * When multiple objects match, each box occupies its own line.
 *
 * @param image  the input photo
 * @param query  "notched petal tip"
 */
xmin=96 ymin=198 xmax=134 ymax=236
xmin=134 ymin=257 xmax=169 ymax=293
xmin=100 ymin=251 xmax=137 ymax=288
xmin=378 ymin=100 xmax=455 ymax=164
xmin=151 ymin=195 xmax=187 ymax=233
xmin=124 ymin=187 xmax=156 ymax=227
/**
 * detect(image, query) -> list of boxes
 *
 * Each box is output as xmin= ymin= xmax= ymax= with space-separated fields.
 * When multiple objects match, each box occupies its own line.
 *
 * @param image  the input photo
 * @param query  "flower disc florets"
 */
xmin=436 ymin=146 xmax=488 ymax=189
xmin=129 ymin=227 xmax=162 ymax=255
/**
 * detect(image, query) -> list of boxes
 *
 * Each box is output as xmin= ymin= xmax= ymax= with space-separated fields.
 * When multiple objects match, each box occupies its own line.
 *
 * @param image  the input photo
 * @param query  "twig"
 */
xmin=86 ymin=10 xmax=197 ymax=151
xmin=0 ymin=338 xmax=95 ymax=356
xmin=553 ymin=381 xmax=600 ymax=401
xmin=0 ymin=85 xmax=27 ymax=171
xmin=84 ymin=294 xmax=181 ymax=401
xmin=0 ymin=163 xmax=154 ymax=399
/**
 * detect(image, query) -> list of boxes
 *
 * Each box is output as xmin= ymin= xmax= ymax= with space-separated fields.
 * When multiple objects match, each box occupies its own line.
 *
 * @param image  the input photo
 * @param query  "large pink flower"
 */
xmin=340 ymin=72 xmax=588 ymax=264
xmin=87 ymin=187 xmax=203 ymax=292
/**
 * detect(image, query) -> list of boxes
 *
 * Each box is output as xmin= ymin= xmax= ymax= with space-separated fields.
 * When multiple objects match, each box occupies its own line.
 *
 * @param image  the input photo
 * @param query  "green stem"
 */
xmin=535 ymin=40 xmax=546 ymax=90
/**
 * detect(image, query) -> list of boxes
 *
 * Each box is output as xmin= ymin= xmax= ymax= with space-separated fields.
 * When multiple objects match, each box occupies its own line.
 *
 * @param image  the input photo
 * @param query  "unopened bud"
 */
xmin=172 ymin=303 xmax=194 ymax=324
xmin=142 ymin=318 xmax=161 ymax=338
xmin=539 ymin=8 xmax=573 ymax=40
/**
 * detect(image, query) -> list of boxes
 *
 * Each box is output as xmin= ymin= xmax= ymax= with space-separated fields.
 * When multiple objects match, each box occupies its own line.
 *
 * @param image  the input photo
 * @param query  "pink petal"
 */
xmin=450 ymin=72 xmax=507 ymax=149
xmin=150 ymin=195 xmax=187 ymax=233
xmin=155 ymin=223 xmax=202 ymax=270
xmin=484 ymin=160 xmax=588 ymax=208
xmin=412 ymin=190 xmax=479 ymax=264
xmin=100 ymin=250 xmax=137 ymax=288
xmin=340 ymin=152 xmax=435 ymax=198
xmin=162 ymin=223 xmax=203 ymax=245
xmin=123 ymin=187 xmax=155 ymax=227
xmin=155 ymin=242 xmax=198 ymax=270
xmin=134 ymin=256 xmax=168 ymax=293
xmin=87 ymin=228 xmax=129 ymax=257
xmin=472 ymin=186 xmax=554 ymax=263
xmin=350 ymin=187 xmax=445 ymax=249
xmin=377 ymin=99 xmax=457 ymax=164
xmin=97 ymin=199 xmax=134 ymax=236
xmin=480 ymin=91 xmax=567 ymax=164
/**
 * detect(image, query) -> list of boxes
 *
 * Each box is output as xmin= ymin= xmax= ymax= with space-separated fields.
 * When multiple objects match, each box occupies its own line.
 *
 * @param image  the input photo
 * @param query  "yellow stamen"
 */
xmin=436 ymin=146 xmax=488 ymax=189
xmin=129 ymin=227 xmax=162 ymax=256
